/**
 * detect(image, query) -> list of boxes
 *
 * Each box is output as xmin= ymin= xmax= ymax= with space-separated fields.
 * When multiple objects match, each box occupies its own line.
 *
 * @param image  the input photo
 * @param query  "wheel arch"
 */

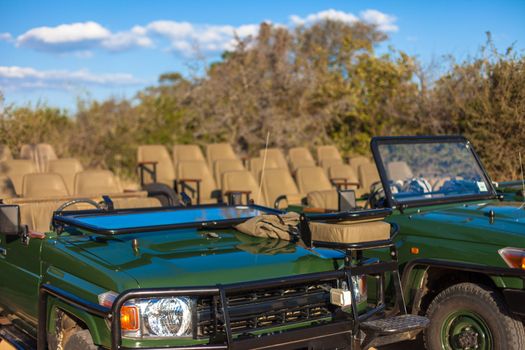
xmin=46 ymin=297 xmax=109 ymax=348
xmin=402 ymin=259 xmax=512 ymax=315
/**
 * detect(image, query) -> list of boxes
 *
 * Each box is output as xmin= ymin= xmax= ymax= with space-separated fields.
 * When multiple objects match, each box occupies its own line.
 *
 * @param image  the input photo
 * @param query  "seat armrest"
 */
xmin=177 ymin=179 xmax=202 ymax=204
xmin=330 ymin=178 xmax=360 ymax=190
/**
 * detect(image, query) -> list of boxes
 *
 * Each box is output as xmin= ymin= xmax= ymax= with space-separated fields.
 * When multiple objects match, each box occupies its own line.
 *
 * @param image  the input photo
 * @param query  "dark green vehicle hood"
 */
xmin=62 ymin=228 xmax=343 ymax=289
xmin=398 ymin=200 xmax=525 ymax=247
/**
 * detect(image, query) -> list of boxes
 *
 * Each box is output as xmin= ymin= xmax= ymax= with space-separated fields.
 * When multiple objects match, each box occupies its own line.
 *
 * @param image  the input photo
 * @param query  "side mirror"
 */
xmin=0 ymin=204 xmax=21 ymax=236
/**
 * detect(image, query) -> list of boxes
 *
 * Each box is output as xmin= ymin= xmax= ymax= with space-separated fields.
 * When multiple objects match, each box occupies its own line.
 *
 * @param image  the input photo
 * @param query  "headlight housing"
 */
xmin=498 ymin=247 xmax=525 ymax=270
xmin=141 ymin=297 xmax=193 ymax=337
xmin=99 ymin=292 xmax=194 ymax=338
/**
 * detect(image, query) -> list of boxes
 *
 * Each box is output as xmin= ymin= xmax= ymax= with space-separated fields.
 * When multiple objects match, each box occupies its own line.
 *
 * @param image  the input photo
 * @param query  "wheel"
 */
xmin=62 ymin=329 xmax=98 ymax=350
xmin=424 ymin=282 xmax=525 ymax=350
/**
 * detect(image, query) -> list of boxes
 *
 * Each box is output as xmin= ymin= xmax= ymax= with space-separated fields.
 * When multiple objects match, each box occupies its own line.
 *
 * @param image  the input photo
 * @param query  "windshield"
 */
xmin=376 ymin=139 xmax=493 ymax=204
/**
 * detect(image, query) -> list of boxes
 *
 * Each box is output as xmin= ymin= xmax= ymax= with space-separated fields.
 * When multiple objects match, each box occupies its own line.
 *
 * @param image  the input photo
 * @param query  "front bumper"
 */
xmin=38 ymin=264 xmax=396 ymax=350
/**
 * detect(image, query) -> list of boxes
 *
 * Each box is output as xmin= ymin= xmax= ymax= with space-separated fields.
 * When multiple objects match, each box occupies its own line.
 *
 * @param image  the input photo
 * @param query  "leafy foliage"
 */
xmin=0 ymin=23 xmax=523 ymax=180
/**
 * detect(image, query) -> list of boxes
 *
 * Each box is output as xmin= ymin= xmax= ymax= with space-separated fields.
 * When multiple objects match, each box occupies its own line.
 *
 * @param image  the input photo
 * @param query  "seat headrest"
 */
xmin=173 ymin=145 xmax=205 ymax=163
xmin=349 ymin=156 xmax=372 ymax=170
xmin=320 ymin=158 xmax=343 ymax=171
xmin=48 ymin=158 xmax=84 ymax=173
xmin=36 ymin=143 xmax=57 ymax=160
xmin=206 ymin=143 xmax=237 ymax=165
xmin=222 ymin=170 xmax=266 ymax=206
xmin=316 ymin=145 xmax=341 ymax=161
xmin=289 ymin=147 xmax=314 ymax=161
xmin=0 ymin=159 xmax=37 ymax=175
xmin=74 ymin=170 xmax=122 ymax=195
xmin=387 ymin=161 xmax=413 ymax=182
xmin=22 ymin=173 xmax=69 ymax=198
xmin=295 ymin=166 xmax=332 ymax=193
xmin=137 ymin=145 xmax=171 ymax=162
xmin=214 ymin=159 xmax=244 ymax=186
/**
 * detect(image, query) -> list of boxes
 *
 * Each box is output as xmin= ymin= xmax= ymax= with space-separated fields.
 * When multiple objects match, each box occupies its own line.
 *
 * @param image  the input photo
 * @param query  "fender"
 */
xmin=401 ymin=258 xmax=525 ymax=314
xmin=38 ymin=284 xmax=111 ymax=350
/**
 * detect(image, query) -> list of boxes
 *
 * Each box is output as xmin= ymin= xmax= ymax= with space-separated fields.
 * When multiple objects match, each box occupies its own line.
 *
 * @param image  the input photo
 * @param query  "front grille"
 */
xmin=195 ymin=279 xmax=345 ymax=338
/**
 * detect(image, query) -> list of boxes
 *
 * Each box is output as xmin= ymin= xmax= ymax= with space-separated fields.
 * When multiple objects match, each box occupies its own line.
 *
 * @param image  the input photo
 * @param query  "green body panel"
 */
xmin=383 ymin=199 xmax=525 ymax=307
xmin=0 ymin=227 xmax=345 ymax=348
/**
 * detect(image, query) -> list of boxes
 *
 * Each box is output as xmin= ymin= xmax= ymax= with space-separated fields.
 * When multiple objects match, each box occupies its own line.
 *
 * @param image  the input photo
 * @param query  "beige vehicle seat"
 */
xmin=329 ymin=164 xmax=359 ymax=189
xmin=0 ymin=175 xmax=16 ymax=199
xmin=222 ymin=170 xmax=266 ymax=206
xmin=236 ymin=211 xmax=391 ymax=244
xmin=137 ymin=145 xmax=176 ymax=186
xmin=288 ymin=147 xmax=316 ymax=172
xmin=248 ymin=157 xmax=279 ymax=181
xmin=22 ymin=173 xmax=69 ymax=198
xmin=0 ymin=160 xmax=37 ymax=195
xmin=173 ymin=144 xmax=205 ymax=165
xmin=214 ymin=159 xmax=245 ymax=188
xmin=0 ymin=145 xmax=12 ymax=162
xmin=5 ymin=193 xmax=161 ymax=233
xmin=316 ymin=145 xmax=342 ymax=163
xmin=36 ymin=143 xmax=58 ymax=171
xmin=206 ymin=143 xmax=237 ymax=169
xmin=74 ymin=170 xmax=123 ymax=196
xmin=261 ymin=168 xmax=303 ymax=208
xmin=308 ymin=220 xmax=391 ymax=244
xmin=20 ymin=143 xmax=58 ymax=172
xmin=295 ymin=166 xmax=332 ymax=194
xmin=320 ymin=158 xmax=344 ymax=173
xmin=295 ymin=166 xmax=337 ymax=210
xmin=20 ymin=144 xmax=38 ymax=167
xmin=387 ymin=161 xmax=413 ymax=182
xmin=259 ymin=148 xmax=289 ymax=171
xmin=349 ymin=156 xmax=372 ymax=174
xmin=358 ymin=163 xmax=380 ymax=193
xmin=177 ymin=161 xmax=218 ymax=204
xmin=48 ymin=159 xmax=84 ymax=194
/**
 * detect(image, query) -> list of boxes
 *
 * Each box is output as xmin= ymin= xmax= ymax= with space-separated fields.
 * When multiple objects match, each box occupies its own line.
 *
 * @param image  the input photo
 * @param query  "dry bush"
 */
xmin=0 ymin=25 xmax=523 ymax=181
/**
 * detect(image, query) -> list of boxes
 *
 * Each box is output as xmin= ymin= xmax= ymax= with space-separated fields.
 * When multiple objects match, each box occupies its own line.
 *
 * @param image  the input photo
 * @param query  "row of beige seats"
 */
xmin=0 ymin=158 xmax=102 ymax=197
xmin=1 ymin=171 xmax=161 ymax=232
xmin=137 ymin=144 xmax=380 ymax=209
xmin=138 ymin=144 xmax=246 ymax=204
xmin=0 ymin=143 xmax=59 ymax=172
xmin=3 ymin=192 xmax=160 ymax=233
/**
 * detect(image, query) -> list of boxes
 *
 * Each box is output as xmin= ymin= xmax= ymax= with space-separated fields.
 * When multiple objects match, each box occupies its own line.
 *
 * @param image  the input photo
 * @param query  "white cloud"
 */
xmin=0 ymin=66 xmax=142 ymax=91
xmin=145 ymin=21 xmax=259 ymax=54
xmin=15 ymin=21 xmax=153 ymax=53
xmin=9 ymin=9 xmax=398 ymax=56
xmin=0 ymin=32 xmax=13 ymax=42
xmin=146 ymin=21 xmax=195 ymax=40
xmin=290 ymin=9 xmax=398 ymax=32
xmin=360 ymin=9 xmax=398 ymax=32
xmin=101 ymin=28 xmax=153 ymax=51
xmin=290 ymin=9 xmax=358 ymax=26
xmin=17 ymin=22 xmax=111 ymax=51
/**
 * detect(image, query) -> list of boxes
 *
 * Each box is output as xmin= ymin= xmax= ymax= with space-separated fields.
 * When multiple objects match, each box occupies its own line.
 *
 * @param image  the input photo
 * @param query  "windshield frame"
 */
xmin=371 ymin=135 xmax=498 ymax=209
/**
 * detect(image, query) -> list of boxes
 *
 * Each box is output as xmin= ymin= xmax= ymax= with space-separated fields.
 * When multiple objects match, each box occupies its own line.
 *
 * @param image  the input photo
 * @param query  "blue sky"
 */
xmin=0 ymin=0 xmax=524 ymax=110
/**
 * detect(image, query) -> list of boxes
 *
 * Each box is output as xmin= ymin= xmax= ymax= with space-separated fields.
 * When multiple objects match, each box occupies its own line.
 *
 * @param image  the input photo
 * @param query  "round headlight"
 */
xmin=144 ymin=297 xmax=192 ymax=337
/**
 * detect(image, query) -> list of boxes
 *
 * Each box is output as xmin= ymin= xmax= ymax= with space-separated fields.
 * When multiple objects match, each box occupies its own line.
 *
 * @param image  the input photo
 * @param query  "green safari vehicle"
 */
xmin=369 ymin=135 xmax=525 ymax=350
xmin=0 ymin=194 xmax=428 ymax=349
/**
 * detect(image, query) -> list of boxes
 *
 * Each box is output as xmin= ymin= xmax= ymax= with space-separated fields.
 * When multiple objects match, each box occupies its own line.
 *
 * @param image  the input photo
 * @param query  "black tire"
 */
xmin=424 ymin=282 xmax=525 ymax=350
xmin=63 ymin=329 xmax=98 ymax=350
